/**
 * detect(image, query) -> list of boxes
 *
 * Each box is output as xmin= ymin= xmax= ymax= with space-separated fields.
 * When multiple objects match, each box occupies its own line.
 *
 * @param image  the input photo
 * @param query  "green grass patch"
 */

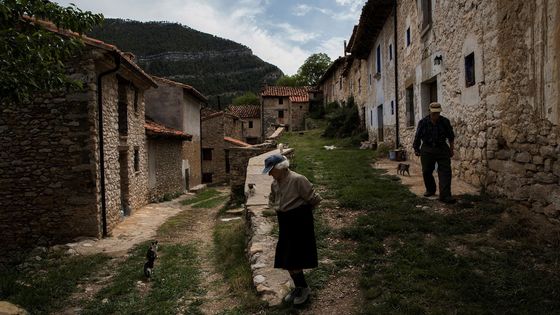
xmin=0 ymin=253 xmax=110 ymax=315
xmin=280 ymin=127 xmax=560 ymax=314
xmin=181 ymin=189 xmax=222 ymax=205
xmin=213 ymin=220 xmax=265 ymax=313
xmin=82 ymin=242 xmax=202 ymax=315
xmin=192 ymin=195 xmax=229 ymax=209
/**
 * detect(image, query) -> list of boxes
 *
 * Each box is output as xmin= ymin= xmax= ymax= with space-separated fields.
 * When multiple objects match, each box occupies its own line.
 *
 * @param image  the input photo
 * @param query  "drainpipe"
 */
xmin=97 ymin=53 xmax=121 ymax=237
xmin=393 ymin=0 xmax=401 ymax=149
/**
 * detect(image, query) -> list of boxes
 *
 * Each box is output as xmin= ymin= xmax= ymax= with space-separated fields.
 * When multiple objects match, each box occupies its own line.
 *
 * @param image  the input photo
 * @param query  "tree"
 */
xmin=275 ymin=74 xmax=304 ymax=87
xmin=297 ymin=53 xmax=332 ymax=86
xmin=232 ymin=91 xmax=259 ymax=106
xmin=0 ymin=0 xmax=103 ymax=103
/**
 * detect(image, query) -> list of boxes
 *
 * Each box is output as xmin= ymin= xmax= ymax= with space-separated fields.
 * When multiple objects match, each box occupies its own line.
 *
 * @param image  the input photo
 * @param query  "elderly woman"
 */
xmin=263 ymin=154 xmax=321 ymax=305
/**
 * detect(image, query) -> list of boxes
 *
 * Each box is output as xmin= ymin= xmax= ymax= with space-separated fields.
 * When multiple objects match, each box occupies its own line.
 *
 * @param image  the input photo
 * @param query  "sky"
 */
xmin=54 ymin=0 xmax=365 ymax=75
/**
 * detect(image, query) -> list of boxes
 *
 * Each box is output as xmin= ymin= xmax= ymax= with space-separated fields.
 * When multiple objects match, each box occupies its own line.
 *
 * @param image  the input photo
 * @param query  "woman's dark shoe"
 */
xmin=423 ymin=191 xmax=436 ymax=197
xmin=439 ymin=197 xmax=457 ymax=204
xmin=293 ymin=287 xmax=310 ymax=305
xmin=284 ymin=287 xmax=301 ymax=303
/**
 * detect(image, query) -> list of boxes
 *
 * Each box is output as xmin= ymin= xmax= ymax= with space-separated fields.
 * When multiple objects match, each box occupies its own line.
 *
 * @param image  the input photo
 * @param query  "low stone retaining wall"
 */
xmin=244 ymin=148 xmax=294 ymax=306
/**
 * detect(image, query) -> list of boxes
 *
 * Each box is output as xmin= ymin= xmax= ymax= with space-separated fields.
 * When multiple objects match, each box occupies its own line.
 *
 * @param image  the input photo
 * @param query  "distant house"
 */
xmin=0 ymin=20 xmax=158 ymax=254
xmin=260 ymin=86 xmax=310 ymax=137
xmin=201 ymin=109 xmax=251 ymax=184
xmin=144 ymin=76 xmax=207 ymax=189
xmin=145 ymin=119 xmax=192 ymax=201
xmin=227 ymin=105 xmax=262 ymax=144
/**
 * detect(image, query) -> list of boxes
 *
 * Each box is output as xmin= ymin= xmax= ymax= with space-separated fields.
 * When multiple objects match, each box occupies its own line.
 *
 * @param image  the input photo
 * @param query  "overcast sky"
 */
xmin=54 ymin=0 xmax=364 ymax=75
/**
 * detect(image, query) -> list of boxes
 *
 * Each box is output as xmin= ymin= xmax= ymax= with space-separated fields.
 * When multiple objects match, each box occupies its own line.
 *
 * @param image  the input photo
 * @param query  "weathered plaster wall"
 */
xmin=147 ymin=138 xmax=184 ymax=201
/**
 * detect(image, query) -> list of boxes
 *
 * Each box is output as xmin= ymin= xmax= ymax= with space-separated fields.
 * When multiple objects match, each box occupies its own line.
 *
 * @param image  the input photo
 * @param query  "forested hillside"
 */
xmin=89 ymin=19 xmax=283 ymax=107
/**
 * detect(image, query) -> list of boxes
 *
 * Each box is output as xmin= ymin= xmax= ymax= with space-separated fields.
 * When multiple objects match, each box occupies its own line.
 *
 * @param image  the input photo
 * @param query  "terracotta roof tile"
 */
xmin=261 ymin=86 xmax=308 ymax=97
xmin=289 ymin=95 xmax=309 ymax=103
xmin=224 ymin=136 xmax=252 ymax=147
xmin=145 ymin=119 xmax=192 ymax=140
xmin=201 ymin=109 xmax=241 ymax=121
xmin=227 ymin=105 xmax=261 ymax=118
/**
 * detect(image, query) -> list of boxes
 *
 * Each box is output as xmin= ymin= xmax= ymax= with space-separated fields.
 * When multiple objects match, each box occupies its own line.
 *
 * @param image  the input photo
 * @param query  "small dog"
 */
xmin=247 ymin=183 xmax=256 ymax=197
xmin=144 ymin=240 xmax=158 ymax=278
xmin=397 ymin=163 xmax=410 ymax=176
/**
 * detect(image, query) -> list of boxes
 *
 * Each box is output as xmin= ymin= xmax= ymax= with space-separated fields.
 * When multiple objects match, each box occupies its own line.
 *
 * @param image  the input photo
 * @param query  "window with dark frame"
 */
xmin=278 ymin=97 xmax=283 ymax=104
xmin=278 ymin=110 xmax=284 ymax=118
xmin=134 ymin=147 xmax=140 ymax=172
xmin=249 ymin=121 xmax=253 ymax=128
xmin=389 ymin=44 xmax=393 ymax=61
xmin=376 ymin=44 xmax=381 ymax=73
xmin=391 ymin=100 xmax=394 ymax=115
xmin=202 ymin=148 xmax=213 ymax=161
xmin=421 ymin=0 xmax=433 ymax=30
xmin=339 ymin=79 xmax=342 ymax=90
xmin=406 ymin=28 xmax=411 ymax=47
xmin=370 ymin=109 xmax=373 ymax=126
xmin=406 ymin=86 xmax=415 ymax=127
xmin=465 ymin=52 xmax=476 ymax=87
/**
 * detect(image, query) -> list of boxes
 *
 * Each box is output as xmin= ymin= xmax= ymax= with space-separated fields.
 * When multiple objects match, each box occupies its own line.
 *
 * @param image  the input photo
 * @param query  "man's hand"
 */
xmin=449 ymin=143 xmax=455 ymax=158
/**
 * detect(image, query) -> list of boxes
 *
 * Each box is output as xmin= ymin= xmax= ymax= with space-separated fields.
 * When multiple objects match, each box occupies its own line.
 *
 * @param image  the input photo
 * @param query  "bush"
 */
xmin=322 ymin=97 xmax=362 ymax=139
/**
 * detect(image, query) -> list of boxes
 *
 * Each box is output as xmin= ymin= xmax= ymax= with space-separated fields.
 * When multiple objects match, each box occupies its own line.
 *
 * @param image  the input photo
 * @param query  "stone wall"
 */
xmin=262 ymin=97 xmax=289 ymax=136
xmin=0 ymin=53 xmax=99 ymax=253
xmin=290 ymin=102 xmax=309 ymax=131
xmin=228 ymin=143 xmax=276 ymax=190
xmin=244 ymin=117 xmax=262 ymax=143
xmin=147 ymin=138 xmax=184 ymax=201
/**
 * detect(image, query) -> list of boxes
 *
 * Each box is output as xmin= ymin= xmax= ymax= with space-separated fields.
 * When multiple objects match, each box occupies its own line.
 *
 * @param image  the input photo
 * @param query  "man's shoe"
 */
xmin=284 ymin=287 xmax=301 ymax=303
xmin=423 ymin=191 xmax=436 ymax=197
xmin=293 ymin=287 xmax=310 ymax=305
xmin=439 ymin=197 xmax=456 ymax=204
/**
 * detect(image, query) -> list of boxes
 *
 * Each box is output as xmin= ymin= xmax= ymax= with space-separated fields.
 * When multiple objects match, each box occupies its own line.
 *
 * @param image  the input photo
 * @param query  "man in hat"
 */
xmin=263 ymin=154 xmax=321 ymax=305
xmin=413 ymin=102 xmax=456 ymax=204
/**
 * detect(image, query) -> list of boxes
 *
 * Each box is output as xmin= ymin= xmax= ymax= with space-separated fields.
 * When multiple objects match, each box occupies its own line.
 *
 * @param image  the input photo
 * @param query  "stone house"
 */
xmin=227 ymin=105 xmax=262 ymax=144
xmin=144 ymin=76 xmax=207 ymax=189
xmin=201 ymin=110 xmax=250 ymax=184
xmin=260 ymin=86 xmax=310 ymax=137
xmin=145 ymin=119 xmax=192 ymax=201
xmin=0 ymin=20 xmax=157 ymax=254
xmin=319 ymin=0 xmax=560 ymax=212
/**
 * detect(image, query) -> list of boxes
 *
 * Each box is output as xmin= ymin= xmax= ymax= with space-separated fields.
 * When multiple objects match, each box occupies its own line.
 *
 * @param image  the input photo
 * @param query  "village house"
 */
xmin=201 ymin=109 xmax=251 ymax=184
xmin=144 ymin=76 xmax=207 ymax=190
xmin=319 ymin=0 xmax=560 ymax=213
xmin=145 ymin=119 xmax=192 ymax=201
xmin=0 ymin=20 xmax=158 ymax=254
xmin=227 ymin=105 xmax=262 ymax=144
xmin=260 ymin=86 xmax=310 ymax=137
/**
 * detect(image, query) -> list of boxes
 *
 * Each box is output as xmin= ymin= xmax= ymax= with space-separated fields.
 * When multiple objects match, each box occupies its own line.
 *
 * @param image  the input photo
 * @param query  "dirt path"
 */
xmin=58 ymin=188 xmax=237 ymax=315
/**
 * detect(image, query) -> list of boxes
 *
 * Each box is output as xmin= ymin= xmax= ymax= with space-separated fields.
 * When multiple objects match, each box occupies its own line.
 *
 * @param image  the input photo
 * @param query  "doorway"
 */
xmin=184 ymin=168 xmax=190 ymax=190
xmin=118 ymin=151 xmax=130 ymax=216
xmin=421 ymin=78 xmax=438 ymax=116
xmin=377 ymin=104 xmax=384 ymax=142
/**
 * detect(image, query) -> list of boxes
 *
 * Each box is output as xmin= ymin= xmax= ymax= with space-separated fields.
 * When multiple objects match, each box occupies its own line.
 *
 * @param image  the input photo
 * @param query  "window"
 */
xmin=202 ymin=148 xmax=213 ymax=161
xmin=376 ymin=45 xmax=382 ymax=73
xmin=339 ymin=79 xmax=342 ymax=90
xmin=299 ymin=106 xmax=303 ymax=109
xmin=369 ymin=73 xmax=372 ymax=86
xmin=133 ymin=87 xmax=139 ymax=114
xmin=391 ymin=100 xmax=394 ymax=115
xmin=117 ymin=78 xmax=128 ymax=135
xmin=202 ymin=173 xmax=213 ymax=183
xmin=370 ymin=110 xmax=373 ymax=126
xmin=358 ymin=78 xmax=361 ymax=94
xmin=406 ymin=86 xmax=415 ymax=127
xmin=278 ymin=110 xmax=284 ymax=118
xmin=248 ymin=121 xmax=253 ymax=128
xmin=421 ymin=0 xmax=432 ymax=30
xmin=406 ymin=28 xmax=411 ymax=47
xmin=389 ymin=44 xmax=393 ymax=61
xmin=465 ymin=52 xmax=476 ymax=87
xmin=278 ymin=97 xmax=283 ymax=104
xmin=134 ymin=147 xmax=140 ymax=172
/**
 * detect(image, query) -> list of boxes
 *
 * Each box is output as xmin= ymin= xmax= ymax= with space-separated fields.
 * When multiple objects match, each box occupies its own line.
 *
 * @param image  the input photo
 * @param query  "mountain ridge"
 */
xmin=89 ymin=18 xmax=283 ymax=107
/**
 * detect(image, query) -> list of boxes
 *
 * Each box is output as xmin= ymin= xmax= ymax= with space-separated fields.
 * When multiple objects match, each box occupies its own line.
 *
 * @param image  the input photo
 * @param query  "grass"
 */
xmin=192 ymin=195 xmax=229 ymax=209
xmin=81 ymin=242 xmax=203 ymax=315
xmin=181 ymin=189 xmax=222 ymax=205
xmin=280 ymin=128 xmax=560 ymax=314
xmin=0 ymin=252 xmax=110 ymax=315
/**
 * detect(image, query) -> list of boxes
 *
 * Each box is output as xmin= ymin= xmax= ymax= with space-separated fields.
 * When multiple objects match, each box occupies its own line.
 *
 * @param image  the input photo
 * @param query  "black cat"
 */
xmin=397 ymin=163 xmax=410 ymax=176
xmin=144 ymin=241 xmax=158 ymax=278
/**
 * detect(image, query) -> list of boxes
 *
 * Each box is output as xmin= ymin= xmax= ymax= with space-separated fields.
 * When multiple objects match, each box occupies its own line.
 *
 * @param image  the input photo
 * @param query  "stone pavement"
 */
xmin=245 ymin=148 xmax=294 ymax=306
xmin=374 ymin=158 xmax=479 ymax=197
xmin=66 ymin=194 xmax=196 ymax=257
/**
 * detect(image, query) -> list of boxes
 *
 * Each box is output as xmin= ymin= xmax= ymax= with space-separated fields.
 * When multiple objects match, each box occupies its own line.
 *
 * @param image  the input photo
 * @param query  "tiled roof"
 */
xmin=224 ymin=137 xmax=252 ymax=147
xmin=201 ymin=107 xmax=218 ymax=119
xmin=289 ymin=95 xmax=309 ymax=103
xmin=261 ymin=86 xmax=308 ymax=97
xmin=28 ymin=17 xmax=157 ymax=88
xmin=348 ymin=0 xmax=394 ymax=59
xmin=318 ymin=56 xmax=348 ymax=85
xmin=201 ymin=108 xmax=241 ymax=121
xmin=145 ymin=119 xmax=192 ymax=140
xmin=153 ymin=76 xmax=208 ymax=103
xmin=227 ymin=105 xmax=261 ymax=118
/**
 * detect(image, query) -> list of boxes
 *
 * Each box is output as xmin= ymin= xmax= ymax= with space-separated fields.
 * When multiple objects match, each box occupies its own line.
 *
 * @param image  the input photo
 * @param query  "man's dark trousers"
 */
xmin=420 ymin=145 xmax=452 ymax=199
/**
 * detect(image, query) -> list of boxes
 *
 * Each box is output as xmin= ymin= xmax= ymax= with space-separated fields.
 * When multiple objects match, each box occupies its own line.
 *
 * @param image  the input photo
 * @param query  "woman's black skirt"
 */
xmin=274 ymin=204 xmax=318 ymax=270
